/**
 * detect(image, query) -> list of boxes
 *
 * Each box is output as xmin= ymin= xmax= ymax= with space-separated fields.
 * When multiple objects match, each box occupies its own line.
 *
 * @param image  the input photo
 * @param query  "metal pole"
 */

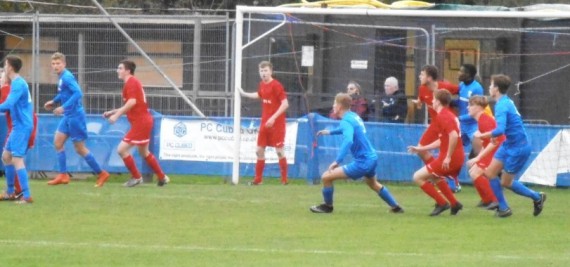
xmin=192 ymin=18 xmax=202 ymax=107
xmin=232 ymin=10 xmax=244 ymax=185
xmin=90 ymin=0 xmax=205 ymax=117
xmin=78 ymin=32 xmax=85 ymax=90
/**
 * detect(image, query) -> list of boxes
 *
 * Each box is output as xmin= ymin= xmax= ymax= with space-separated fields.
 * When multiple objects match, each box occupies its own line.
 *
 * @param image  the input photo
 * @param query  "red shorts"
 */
xmin=476 ymin=145 xmax=500 ymax=169
xmin=427 ymin=156 xmax=464 ymax=179
xmin=123 ymin=118 xmax=153 ymax=145
xmin=419 ymin=123 xmax=439 ymax=146
xmin=257 ymin=125 xmax=285 ymax=148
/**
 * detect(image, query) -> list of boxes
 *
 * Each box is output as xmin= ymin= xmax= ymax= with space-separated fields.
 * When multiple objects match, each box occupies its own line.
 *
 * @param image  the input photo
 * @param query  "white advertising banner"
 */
xmin=159 ymin=118 xmax=298 ymax=164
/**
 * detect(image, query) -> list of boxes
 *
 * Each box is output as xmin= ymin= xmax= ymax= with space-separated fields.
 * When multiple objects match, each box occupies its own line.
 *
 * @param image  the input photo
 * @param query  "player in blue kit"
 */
xmin=310 ymin=93 xmax=403 ymax=214
xmin=44 ymin=52 xmax=109 ymax=187
xmin=0 ymin=56 xmax=34 ymax=203
xmin=474 ymin=74 xmax=546 ymax=218
xmin=456 ymin=64 xmax=485 ymax=157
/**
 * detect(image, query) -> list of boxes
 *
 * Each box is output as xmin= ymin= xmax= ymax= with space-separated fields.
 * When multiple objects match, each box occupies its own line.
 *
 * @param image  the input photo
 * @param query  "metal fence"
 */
xmin=0 ymin=13 xmax=232 ymax=117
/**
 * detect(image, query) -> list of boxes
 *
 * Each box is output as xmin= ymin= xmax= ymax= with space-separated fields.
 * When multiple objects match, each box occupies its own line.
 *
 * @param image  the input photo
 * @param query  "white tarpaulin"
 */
xmin=159 ymin=118 xmax=297 ymax=164
xmin=520 ymin=129 xmax=570 ymax=186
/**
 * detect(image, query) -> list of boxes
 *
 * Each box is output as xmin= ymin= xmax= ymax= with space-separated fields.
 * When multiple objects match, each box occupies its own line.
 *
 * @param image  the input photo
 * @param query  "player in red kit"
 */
xmin=465 ymin=95 xmax=502 ymax=209
xmin=239 ymin=61 xmax=289 ymax=185
xmin=411 ymin=65 xmax=461 ymax=192
xmin=0 ymin=68 xmax=37 ymax=200
xmin=408 ymin=89 xmax=464 ymax=216
xmin=103 ymin=60 xmax=169 ymax=187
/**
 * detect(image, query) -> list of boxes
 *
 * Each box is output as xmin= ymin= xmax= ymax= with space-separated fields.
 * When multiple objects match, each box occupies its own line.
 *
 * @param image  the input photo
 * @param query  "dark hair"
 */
xmin=491 ymin=74 xmax=511 ymax=94
xmin=461 ymin=64 xmax=477 ymax=78
xmin=5 ymin=56 xmax=22 ymax=73
xmin=434 ymin=89 xmax=452 ymax=107
xmin=421 ymin=65 xmax=438 ymax=80
xmin=120 ymin=60 xmax=136 ymax=75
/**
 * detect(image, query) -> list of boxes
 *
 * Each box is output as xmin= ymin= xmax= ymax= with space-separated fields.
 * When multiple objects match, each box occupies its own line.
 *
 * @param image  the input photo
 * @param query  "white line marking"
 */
xmin=0 ymin=239 xmax=567 ymax=261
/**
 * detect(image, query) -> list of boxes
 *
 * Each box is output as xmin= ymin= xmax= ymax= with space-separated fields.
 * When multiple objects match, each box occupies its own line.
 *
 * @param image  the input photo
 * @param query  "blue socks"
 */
xmin=510 ymin=180 xmax=540 ymax=201
xmin=5 ymin=165 xmax=16 ymax=194
xmin=322 ymin=187 xmax=334 ymax=206
xmin=378 ymin=186 xmax=398 ymax=207
xmin=490 ymin=178 xmax=509 ymax=211
xmin=16 ymin=168 xmax=30 ymax=198
xmin=57 ymin=151 xmax=67 ymax=173
xmin=83 ymin=153 xmax=102 ymax=174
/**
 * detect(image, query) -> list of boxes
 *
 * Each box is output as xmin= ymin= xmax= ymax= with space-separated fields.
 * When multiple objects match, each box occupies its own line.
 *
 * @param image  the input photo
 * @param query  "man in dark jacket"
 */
xmin=381 ymin=77 xmax=407 ymax=123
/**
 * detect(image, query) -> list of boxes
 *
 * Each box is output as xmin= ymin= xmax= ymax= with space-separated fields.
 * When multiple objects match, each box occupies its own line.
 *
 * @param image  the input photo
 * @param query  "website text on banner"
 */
xmin=159 ymin=118 xmax=298 ymax=163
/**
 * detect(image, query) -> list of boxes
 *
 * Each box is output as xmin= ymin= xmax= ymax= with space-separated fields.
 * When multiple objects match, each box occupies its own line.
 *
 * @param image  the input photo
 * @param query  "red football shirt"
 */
xmin=478 ymin=113 xmax=505 ymax=148
xmin=257 ymin=79 xmax=287 ymax=127
xmin=433 ymin=107 xmax=463 ymax=159
xmin=122 ymin=76 xmax=150 ymax=123
xmin=1 ymin=84 xmax=12 ymax=129
xmin=418 ymin=80 xmax=459 ymax=119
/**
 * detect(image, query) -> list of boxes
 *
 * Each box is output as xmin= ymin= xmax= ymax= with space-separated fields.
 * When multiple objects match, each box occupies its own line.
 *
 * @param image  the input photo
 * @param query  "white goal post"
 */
xmin=232 ymin=5 xmax=570 ymax=185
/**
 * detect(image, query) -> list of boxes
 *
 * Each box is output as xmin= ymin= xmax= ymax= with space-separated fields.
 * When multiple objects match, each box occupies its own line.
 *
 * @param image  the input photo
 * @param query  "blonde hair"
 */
xmin=335 ymin=93 xmax=352 ymax=110
xmin=51 ymin=52 xmax=66 ymax=62
xmin=468 ymin=95 xmax=488 ymax=108
xmin=258 ymin=61 xmax=273 ymax=70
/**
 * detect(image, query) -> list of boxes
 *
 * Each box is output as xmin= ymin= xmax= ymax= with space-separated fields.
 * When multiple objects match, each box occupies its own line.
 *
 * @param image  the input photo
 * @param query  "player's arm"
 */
xmin=45 ymin=88 xmax=63 ymax=111
xmin=411 ymin=96 xmax=422 ymax=109
xmin=446 ymin=130 xmax=459 ymax=159
xmin=334 ymin=121 xmax=353 ymax=164
xmin=478 ymin=104 xmax=506 ymax=139
xmin=107 ymin=98 xmax=136 ymax=124
xmin=467 ymin=138 xmax=497 ymax=167
xmin=60 ymin=76 xmax=82 ymax=110
xmin=266 ymin=98 xmax=289 ymax=127
xmin=408 ymin=139 xmax=441 ymax=153
xmin=0 ymin=85 xmax=22 ymax=112
xmin=54 ymin=76 xmax=82 ymax=115
xmin=237 ymin=87 xmax=259 ymax=99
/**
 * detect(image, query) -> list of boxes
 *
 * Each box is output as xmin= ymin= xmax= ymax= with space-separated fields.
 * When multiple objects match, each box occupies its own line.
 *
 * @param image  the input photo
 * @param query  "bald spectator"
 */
xmin=380 ymin=77 xmax=407 ymax=123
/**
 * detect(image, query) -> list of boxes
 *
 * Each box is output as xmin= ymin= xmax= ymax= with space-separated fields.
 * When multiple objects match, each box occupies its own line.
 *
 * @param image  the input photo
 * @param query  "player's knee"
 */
xmin=1 ymin=154 xmax=11 ymax=165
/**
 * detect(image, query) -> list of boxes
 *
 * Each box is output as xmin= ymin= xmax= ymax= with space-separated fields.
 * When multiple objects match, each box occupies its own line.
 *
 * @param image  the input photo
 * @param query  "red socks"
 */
xmin=122 ymin=155 xmax=141 ymax=178
xmin=436 ymin=179 xmax=458 ymax=206
xmin=254 ymin=159 xmax=265 ymax=183
xmin=474 ymin=175 xmax=497 ymax=203
xmin=421 ymin=182 xmax=447 ymax=206
xmin=145 ymin=153 xmax=165 ymax=180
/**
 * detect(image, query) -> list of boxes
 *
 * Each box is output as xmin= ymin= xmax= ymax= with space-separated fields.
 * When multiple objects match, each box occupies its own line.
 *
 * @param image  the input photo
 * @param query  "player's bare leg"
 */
xmin=276 ymin=147 xmax=288 ymax=185
xmin=414 ymin=167 xmax=456 ymax=216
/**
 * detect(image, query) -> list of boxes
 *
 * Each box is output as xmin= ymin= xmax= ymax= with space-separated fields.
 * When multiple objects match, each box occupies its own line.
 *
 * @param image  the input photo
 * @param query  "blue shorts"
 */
xmin=5 ymin=128 xmax=32 ymax=157
xmin=494 ymin=143 xmax=531 ymax=174
xmin=57 ymin=114 xmax=88 ymax=142
xmin=342 ymin=158 xmax=377 ymax=180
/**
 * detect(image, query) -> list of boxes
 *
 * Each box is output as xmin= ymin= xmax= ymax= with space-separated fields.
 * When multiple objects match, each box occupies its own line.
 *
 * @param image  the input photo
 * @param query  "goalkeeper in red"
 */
xmin=239 ymin=61 xmax=289 ymax=185
xmin=103 ymin=60 xmax=169 ymax=187
xmin=408 ymin=90 xmax=464 ymax=216
xmin=309 ymin=93 xmax=403 ymax=214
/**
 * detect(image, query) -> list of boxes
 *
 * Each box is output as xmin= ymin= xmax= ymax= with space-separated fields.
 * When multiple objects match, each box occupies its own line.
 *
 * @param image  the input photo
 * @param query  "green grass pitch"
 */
xmin=0 ymin=175 xmax=568 ymax=267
